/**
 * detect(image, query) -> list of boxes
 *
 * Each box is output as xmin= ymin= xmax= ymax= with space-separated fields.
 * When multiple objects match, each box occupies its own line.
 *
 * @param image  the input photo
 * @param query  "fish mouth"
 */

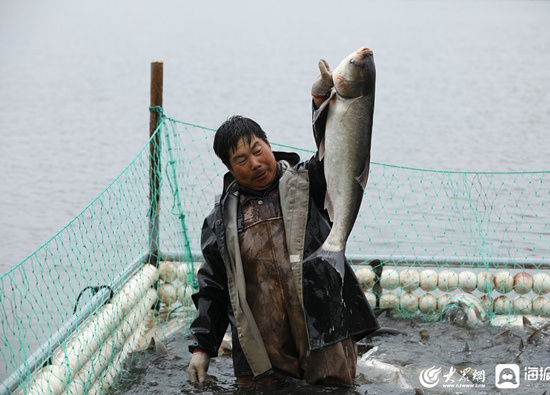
xmin=356 ymin=47 xmax=373 ymax=57
xmin=350 ymin=47 xmax=373 ymax=66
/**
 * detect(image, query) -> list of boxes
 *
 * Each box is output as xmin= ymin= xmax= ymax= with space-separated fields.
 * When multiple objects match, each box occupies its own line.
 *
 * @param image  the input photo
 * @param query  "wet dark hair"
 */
xmin=213 ymin=115 xmax=269 ymax=167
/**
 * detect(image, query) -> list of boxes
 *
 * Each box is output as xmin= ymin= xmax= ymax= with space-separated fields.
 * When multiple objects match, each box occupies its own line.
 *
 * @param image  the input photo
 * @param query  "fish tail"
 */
xmin=302 ymin=245 xmax=346 ymax=281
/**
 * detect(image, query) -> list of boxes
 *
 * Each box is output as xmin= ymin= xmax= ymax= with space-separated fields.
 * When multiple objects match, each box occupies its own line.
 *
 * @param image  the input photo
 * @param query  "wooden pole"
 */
xmin=149 ymin=61 xmax=163 ymax=267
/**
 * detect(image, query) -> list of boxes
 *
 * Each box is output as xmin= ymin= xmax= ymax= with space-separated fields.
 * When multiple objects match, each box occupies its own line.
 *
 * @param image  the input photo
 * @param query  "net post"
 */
xmin=149 ymin=61 xmax=163 ymax=267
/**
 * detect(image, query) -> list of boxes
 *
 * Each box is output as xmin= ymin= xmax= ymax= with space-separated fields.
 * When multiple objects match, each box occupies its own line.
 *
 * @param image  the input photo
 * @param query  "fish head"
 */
xmin=332 ymin=47 xmax=376 ymax=98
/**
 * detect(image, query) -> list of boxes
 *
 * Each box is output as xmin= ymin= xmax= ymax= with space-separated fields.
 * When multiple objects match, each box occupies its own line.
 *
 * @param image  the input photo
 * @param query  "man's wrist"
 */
xmin=189 ymin=343 xmax=212 ymax=356
xmin=311 ymin=93 xmax=330 ymax=100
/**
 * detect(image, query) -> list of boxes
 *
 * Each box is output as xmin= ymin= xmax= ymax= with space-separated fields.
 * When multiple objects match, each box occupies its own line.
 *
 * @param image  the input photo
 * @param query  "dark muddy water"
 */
xmin=109 ymin=314 xmax=550 ymax=394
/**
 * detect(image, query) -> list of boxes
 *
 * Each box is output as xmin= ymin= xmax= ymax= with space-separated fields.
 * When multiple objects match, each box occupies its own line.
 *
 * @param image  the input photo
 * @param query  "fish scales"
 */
xmin=319 ymin=47 xmax=376 ymax=253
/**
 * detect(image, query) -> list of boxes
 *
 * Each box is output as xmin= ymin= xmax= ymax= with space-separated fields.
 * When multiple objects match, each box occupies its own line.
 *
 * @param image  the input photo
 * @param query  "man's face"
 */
xmin=228 ymin=136 xmax=277 ymax=190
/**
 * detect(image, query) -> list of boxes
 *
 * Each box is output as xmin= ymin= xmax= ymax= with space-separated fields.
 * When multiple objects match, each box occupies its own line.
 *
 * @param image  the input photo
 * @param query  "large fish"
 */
xmin=301 ymin=47 xmax=376 ymax=346
xmin=319 ymin=46 xmax=375 ymax=253
xmin=305 ymin=47 xmax=375 ymax=275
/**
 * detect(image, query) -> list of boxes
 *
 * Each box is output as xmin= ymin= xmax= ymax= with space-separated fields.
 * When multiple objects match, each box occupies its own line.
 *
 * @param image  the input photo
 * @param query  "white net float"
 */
xmin=494 ymin=271 xmax=514 ymax=294
xmin=25 ymin=364 xmax=69 ymax=395
xmin=158 ymin=283 xmax=178 ymax=306
xmin=355 ymin=266 xmax=375 ymax=290
xmin=177 ymin=285 xmax=194 ymax=306
xmin=532 ymin=296 xmax=550 ymax=316
xmin=399 ymin=292 xmax=418 ymax=312
xmin=400 ymin=269 xmax=419 ymax=292
xmin=380 ymin=269 xmax=399 ymax=290
xmin=532 ymin=272 xmax=550 ymax=295
xmin=513 ymin=272 xmax=533 ymax=295
xmin=477 ymin=271 xmax=494 ymax=293
xmin=458 ymin=271 xmax=477 ymax=293
xmin=177 ymin=264 xmax=187 ymax=284
xmin=364 ymin=291 xmax=376 ymax=307
xmin=513 ymin=295 xmax=532 ymax=314
xmin=380 ymin=292 xmax=399 ymax=309
xmin=494 ymin=295 xmax=513 ymax=314
xmin=419 ymin=269 xmax=438 ymax=292
xmin=418 ymin=293 xmax=437 ymax=314
xmin=158 ymin=261 xmax=178 ymax=283
xmin=438 ymin=270 xmax=458 ymax=292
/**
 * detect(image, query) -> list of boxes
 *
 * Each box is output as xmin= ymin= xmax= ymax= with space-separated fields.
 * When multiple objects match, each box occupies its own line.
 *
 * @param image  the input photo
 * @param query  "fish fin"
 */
xmin=318 ymin=137 xmax=325 ymax=160
xmin=156 ymin=340 xmax=169 ymax=355
xmin=354 ymin=157 xmax=370 ymax=190
xmin=312 ymin=89 xmax=336 ymax=125
xmin=324 ymin=190 xmax=334 ymax=222
xmin=301 ymin=247 xmax=346 ymax=345
xmin=147 ymin=337 xmax=156 ymax=350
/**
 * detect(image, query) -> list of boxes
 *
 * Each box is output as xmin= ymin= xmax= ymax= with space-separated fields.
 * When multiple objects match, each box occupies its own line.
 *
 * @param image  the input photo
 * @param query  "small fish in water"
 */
xmin=419 ymin=329 xmax=429 ymax=341
xmin=527 ymin=321 xmax=550 ymax=344
xmin=519 ymin=338 xmax=524 ymax=351
xmin=495 ymin=329 xmax=511 ymax=339
xmin=367 ymin=327 xmax=405 ymax=338
xmin=441 ymin=294 xmax=486 ymax=328
xmin=357 ymin=346 xmax=413 ymax=391
xmin=148 ymin=337 xmax=169 ymax=355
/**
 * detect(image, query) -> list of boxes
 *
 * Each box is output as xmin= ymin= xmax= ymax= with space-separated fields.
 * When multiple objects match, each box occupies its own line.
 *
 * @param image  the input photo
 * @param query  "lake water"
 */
xmin=1 ymin=0 xmax=550 ymax=270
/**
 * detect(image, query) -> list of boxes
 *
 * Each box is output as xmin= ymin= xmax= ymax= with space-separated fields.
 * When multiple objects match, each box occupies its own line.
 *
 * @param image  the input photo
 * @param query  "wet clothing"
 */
xmin=237 ymin=185 xmax=358 ymax=385
xmin=189 ymin=104 xmax=379 ymax=383
xmin=238 ymin=186 xmax=308 ymax=378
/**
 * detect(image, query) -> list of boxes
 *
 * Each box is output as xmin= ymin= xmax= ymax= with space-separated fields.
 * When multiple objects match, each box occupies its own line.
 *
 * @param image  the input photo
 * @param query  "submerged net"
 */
xmin=1 ymin=109 xmax=549 ymax=394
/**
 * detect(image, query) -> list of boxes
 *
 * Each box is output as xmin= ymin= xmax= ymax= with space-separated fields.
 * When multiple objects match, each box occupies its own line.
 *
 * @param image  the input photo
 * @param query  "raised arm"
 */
xmin=302 ymin=59 xmax=334 ymax=217
xmin=311 ymin=59 xmax=333 ymax=149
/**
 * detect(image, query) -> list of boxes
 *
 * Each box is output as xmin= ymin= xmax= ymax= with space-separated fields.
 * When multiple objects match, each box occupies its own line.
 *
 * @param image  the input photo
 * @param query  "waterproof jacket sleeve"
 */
xmin=302 ymin=99 xmax=329 ymax=217
xmin=188 ymin=209 xmax=230 ymax=357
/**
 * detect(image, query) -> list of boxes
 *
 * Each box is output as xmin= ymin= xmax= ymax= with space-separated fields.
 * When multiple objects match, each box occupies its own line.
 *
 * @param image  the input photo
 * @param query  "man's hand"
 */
xmin=311 ymin=59 xmax=333 ymax=107
xmin=188 ymin=351 xmax=210 ymax=384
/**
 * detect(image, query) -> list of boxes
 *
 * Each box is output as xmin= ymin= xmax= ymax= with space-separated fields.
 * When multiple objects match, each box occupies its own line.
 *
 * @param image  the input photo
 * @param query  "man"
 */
xmin=187 ymin=60 xmax=379 ymax=388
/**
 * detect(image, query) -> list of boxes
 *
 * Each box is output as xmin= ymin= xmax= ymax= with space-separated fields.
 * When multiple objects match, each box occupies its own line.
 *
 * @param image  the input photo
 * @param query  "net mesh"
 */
xmin=1 ymin=110 xmax=549 ymax=394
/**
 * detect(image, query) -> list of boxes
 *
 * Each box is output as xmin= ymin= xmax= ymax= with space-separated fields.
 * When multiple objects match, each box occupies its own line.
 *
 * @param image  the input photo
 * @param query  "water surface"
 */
xmin=1 ymin=0 xmax=550 ymax=268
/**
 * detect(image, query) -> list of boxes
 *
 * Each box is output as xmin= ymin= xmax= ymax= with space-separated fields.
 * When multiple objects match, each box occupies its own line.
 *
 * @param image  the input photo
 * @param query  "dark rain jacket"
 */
xmin=189 ymin=105 xmax=379 ymax=377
